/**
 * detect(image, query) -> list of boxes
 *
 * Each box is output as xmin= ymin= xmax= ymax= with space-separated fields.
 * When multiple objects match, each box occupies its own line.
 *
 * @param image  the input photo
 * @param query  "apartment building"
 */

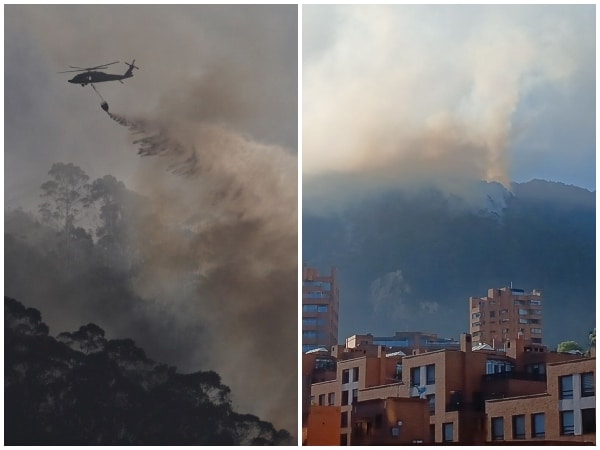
xmin=301 ymin=351 xmax=337 ymax=442
xmin=310 ymin=344 xmax=402 ymax=445
xmin=469 ymin=286 xmax=543 ymax=348
xmin=302 ymin=265 xmax=340 ymax=352
xmin=346 ymin=331 xmax=460 ymax=353
xmin=485 ymin=357 xmax=595 ymax=444
xmin=306 ymin=333 xmax=587 ymax=445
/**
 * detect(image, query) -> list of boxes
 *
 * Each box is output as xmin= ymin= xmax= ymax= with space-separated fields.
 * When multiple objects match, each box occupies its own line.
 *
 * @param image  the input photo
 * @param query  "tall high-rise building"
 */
xmin=302 ymin=265 xmax=339 ymax=353
xmin=469 ymin=286 xmax=543 ymax=349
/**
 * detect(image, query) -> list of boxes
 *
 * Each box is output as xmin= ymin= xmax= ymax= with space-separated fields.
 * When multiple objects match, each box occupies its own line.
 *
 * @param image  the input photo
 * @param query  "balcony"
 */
xmin=483 ymin=371 xmax=546 ymax=382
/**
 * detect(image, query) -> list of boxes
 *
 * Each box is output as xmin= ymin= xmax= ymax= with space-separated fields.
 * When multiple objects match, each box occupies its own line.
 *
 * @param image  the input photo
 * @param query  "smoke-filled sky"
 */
xmin=303 ymin=5 xmax=595 ymax=198
xmin=6 ymin=4 xmax=297 ymax=209
xmin=5 ymin=4 xmax=297 ymax=434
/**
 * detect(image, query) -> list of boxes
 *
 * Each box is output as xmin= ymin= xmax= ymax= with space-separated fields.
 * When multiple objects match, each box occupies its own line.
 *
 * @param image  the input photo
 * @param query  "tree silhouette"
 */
xmin=5 ymin=296 xmax=292 ymax=445
xmin=39 ymin=162 xmax=91 ymax=263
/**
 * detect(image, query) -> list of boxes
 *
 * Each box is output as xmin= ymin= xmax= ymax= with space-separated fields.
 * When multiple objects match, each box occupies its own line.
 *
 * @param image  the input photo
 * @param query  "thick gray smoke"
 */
xmin=5 ymin=4 xmax=298 ymax=435
xmin=104 ymin=108 xmax=297 ymax=432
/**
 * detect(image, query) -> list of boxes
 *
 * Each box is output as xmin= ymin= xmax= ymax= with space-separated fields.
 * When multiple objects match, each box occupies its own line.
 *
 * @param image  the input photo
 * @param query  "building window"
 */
xmin=342 ymin=369 xmax=350 ymax=384
xmin=302 ymin=304 xmax=318 ymax=312
xmin=560 ymin=410 xmax=575 ymax=435
xmin=318 ymin=394 xmax=325 ymax=406
xmin=581 ymin=372 xmax=595 ymax=397
xmin=427 ymin=394 xmax=435 ymax=415
xmin=526 ymin=363 xmax=546 ymax=378
xmin=341 ymin=390 xmax=349 ymax=406
xmin=302 ymin=317 xmax=323 ymax=327
xmin=340 ymin=433 xmax=348 ymax=445
xmin=512 ymin=415 xmax=525 ymax=439
xmin=490 ymin=311 xmax=496 ymax=318
xmin=352 ymin=388 xmax=358 ymax=405
xmin=442 ymin=422 xmax=453 ymax=442
xmin=411 ymin=367 xmax=421 ymax=386
xmin=491 ymin=417 xmax=504 ymax=441
xmin=302 ymin=330 xmax=317 ymax=339
xmin=352 ymin=367 xmax=359 ymax=383
xmin=559 ymin=375 xmax=574 ymax=399
xmin=395 ymin=363 xmax=403 ymax=381
xmin=426 ymin=364 xmax=435 ymax=385
xmin=310 ymin=395 xmax=316 ymax=405
xmin=317 ymin=305 xmax=328 ymax=313
xmin=531 ymin=328 xmax=542 ymax=334
xmin=328 ymin=392 xmax=335 ymax=405
xmin=391 ymin=426 xmax=400 ymax=437
xmin=341 ymin=412 xmax=348 ymax=428
xmin=531 ymin=413 xmax=545 ymax=438
xmin=486 ymin=359 xmax=511 ymax=374
xmin=582 ymin=408 xmax=595 ymax=434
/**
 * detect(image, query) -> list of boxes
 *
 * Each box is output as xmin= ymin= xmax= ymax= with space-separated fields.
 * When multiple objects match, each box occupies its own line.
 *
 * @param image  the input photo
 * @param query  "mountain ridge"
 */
xmin=303 ymin=178 xmax=595 ymax=349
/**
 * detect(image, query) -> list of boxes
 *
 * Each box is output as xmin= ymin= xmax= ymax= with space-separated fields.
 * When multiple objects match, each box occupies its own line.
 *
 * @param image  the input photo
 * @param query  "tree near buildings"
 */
xmin=556 ymin=340 xmax=584 ymax=354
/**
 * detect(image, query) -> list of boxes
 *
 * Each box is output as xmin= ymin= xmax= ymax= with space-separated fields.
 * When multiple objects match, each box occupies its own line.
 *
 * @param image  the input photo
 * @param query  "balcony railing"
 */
xmin=483 ymin=371 xmax=546 ymax=382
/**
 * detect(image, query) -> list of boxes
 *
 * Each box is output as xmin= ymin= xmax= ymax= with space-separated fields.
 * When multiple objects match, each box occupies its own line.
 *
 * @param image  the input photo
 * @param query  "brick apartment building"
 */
xmin=309 ymin=343 xmax=404 ymax=445
xmin=486 ymin=357 xmax=595 ymax=444
xmin=302 ymin=265 xmax=340 ymax=353
xmin=347 ymin=331 xmax=460 ymax=353
xmin=305 ymin=333 xmax=592 ymax=445
xmin=470 ymin=286 xmax=543 ymax=348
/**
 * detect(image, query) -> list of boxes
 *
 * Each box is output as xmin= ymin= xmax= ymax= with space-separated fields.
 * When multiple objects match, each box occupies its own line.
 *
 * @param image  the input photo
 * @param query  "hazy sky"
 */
xmin=5 ymin=4 xmax=298 ymax=434
xmin=303 ymin=5 xmax=595 ymax=193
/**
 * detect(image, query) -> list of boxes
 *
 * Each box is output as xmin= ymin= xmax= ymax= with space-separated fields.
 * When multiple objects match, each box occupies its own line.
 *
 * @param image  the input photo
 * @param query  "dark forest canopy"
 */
xmin=4 ymin=296 xmax=292 ymax=445
xmin=5 ymin=161 xmax=297 ymax=441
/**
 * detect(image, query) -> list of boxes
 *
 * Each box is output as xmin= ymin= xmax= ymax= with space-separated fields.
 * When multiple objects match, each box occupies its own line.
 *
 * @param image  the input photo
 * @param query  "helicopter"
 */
xmin=59 ymin=60 xmax=138 ymax=86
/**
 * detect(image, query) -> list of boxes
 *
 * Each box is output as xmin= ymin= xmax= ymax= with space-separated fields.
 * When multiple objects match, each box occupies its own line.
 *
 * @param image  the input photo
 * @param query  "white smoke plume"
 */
xmin=303 ymin=5 xmax=593 ymax=203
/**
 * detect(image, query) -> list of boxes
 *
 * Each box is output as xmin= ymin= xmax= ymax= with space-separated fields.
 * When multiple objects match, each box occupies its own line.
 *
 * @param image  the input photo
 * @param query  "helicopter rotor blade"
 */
xmin=86 ymin=61 xmax=120 ymax=71
xmin=58 ymin=68 xmax=88 ymax=73
xmin=61 ymin=61 xmax=120 ymax=73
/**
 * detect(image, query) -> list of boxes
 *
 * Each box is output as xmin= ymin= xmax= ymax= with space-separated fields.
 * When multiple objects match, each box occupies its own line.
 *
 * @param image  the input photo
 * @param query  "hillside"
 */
xmin=303 ymin=180 xmax=595 ymax=348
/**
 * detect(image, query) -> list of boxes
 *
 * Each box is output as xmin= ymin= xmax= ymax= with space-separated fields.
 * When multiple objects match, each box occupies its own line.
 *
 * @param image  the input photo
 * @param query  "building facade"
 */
xmin=485 ymin=357 xmax=595 ymax=444
xmin=310 ymin=344 xmax=402 ymax=445
xmin=346 ymin=331 xmax=460 ymax=354
xmin=469 ymin=286 xmax=543 ymax=349
xmin=351 ymin=397 xmax=431 ymax=445
xmin=302 ymin=265 xmax=340 ymax=352
xmin=306 ymin=332 xmax=590 ymax=445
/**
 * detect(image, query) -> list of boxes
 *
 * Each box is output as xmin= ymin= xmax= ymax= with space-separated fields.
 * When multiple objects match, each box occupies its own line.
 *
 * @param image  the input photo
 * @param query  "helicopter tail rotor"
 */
xmin=125 ymin=60 xmax=139 ymax=70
